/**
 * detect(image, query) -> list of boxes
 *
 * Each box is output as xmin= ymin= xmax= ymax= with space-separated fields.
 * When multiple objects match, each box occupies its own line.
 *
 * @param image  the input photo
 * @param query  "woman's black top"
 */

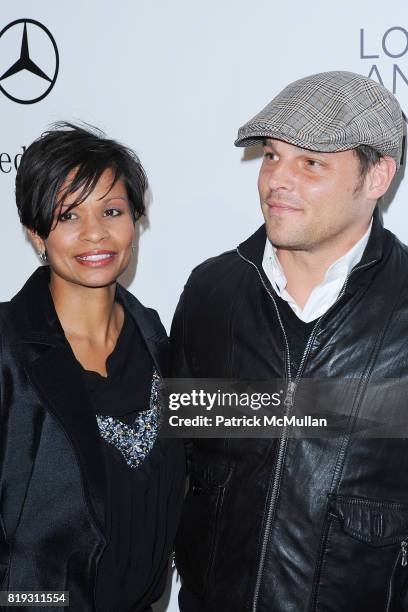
xmin=81 ymin=311 xmax=181 ymax=612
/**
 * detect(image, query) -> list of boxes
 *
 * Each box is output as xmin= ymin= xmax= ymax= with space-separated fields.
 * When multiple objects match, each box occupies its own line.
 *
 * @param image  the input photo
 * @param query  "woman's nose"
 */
xmin=79 ymin=215 xmax=108 ymax=243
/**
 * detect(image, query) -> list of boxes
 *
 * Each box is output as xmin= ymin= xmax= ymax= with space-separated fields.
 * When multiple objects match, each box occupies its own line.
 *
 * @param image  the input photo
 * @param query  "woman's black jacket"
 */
xmin=0 ymin=266 xmax=184 ymax=611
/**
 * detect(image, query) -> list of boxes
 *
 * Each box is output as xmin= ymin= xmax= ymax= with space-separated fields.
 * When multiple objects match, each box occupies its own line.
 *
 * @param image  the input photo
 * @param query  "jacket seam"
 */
xmin=309 ymin=512 xmax=336 ymax=611
xmin=329 ymin=284 xmax=400 ymax=496
xmin=227 ymin=266 xmax=253 ymax=377
xmin=334 ymin=496 xmax=408 ymax=510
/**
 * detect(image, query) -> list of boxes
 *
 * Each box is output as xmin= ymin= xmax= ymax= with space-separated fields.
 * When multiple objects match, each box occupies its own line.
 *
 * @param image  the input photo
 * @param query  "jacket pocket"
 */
xmin=175 ymin=458 xmax=234 ymax=597
xmin=311 ymin=495 xmax=408 ymax=612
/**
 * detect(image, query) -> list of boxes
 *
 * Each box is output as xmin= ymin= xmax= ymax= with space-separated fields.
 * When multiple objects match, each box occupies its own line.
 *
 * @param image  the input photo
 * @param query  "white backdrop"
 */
xmin=1 ymin=2 xmax=408 ymax=610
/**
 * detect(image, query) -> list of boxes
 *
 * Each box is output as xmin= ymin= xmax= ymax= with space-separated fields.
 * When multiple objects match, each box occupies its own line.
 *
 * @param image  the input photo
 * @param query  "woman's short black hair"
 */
xmin=16 ymin=122 xmax=148 ymax=238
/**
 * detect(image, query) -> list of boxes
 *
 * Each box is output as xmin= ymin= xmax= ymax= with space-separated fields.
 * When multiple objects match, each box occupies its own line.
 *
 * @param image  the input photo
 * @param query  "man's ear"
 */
xmin=27 ymin=229 xmax=46 ymax=256
xmin=366 ymin=156 xmax=397 ymax=200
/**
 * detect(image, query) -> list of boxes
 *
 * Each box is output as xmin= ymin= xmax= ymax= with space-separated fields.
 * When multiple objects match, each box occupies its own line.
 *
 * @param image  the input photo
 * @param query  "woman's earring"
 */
xmin=131 ymin=243 xmax=136 ymax=253
xmin=38 ymin=250 xmax=48 ymax=263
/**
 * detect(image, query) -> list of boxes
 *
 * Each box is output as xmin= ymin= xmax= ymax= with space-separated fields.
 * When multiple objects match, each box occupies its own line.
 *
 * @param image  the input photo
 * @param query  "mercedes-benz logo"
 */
xmin=0 ymin=19 xmax=59 ymax=104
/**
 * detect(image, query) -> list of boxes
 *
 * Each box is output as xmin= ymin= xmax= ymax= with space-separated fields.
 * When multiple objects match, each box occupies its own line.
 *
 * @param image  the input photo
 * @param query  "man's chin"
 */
xmin=265 ymin=226 xmax=290 ymax=245
xmin=265 ymin=231 xmax=309 ymax=251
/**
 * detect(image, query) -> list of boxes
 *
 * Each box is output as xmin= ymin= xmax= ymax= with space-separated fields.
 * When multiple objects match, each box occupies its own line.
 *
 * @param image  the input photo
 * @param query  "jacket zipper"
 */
xmin=384 ymin=539 xmax=408 ymax=611
xmin=236 ymin=247 xmax=375 ymax=611
xmin=401 ymin=539 xmax=408 ymax=567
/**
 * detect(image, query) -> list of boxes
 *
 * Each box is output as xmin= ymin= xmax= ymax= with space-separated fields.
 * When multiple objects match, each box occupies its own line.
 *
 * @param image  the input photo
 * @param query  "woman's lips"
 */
xmin=75 ymin=250 xmax=116 ymax=267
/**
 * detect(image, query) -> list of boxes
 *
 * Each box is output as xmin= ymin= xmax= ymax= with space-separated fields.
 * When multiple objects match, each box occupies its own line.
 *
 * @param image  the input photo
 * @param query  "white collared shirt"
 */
xmin=262 ymin=221 xmax=373 ymax=323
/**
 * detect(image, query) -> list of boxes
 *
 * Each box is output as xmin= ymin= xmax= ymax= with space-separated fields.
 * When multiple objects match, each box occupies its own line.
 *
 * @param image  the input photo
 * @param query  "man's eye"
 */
xmin=104 ymin=208 xmax=121 ymax=217
xmin=264 ymin=152 xmax=278 ymax=160
xmin=307 ymin=159 xmax=321 ymax=167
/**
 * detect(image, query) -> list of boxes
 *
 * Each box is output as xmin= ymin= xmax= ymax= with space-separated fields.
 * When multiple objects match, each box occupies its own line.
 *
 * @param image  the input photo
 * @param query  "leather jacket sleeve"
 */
xmin=170 ymin=291 xmax=192 ymax=378
xmin=0 ymin=313 xmax=10 ymax=589
xmin=170 ymin=291 xmax=194 ymax=466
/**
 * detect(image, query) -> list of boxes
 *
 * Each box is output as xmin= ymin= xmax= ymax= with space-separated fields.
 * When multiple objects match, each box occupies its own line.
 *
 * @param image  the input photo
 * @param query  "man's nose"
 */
xmin=266 ymin=160 xmax=294 ymax=191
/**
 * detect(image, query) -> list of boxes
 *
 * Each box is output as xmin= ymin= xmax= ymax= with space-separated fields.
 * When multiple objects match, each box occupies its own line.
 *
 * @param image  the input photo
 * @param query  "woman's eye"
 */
xmin=264 ymin=152 xmax=278 ymax=160
xmin=104 ymin=208 xmax=121 ymax=217
xmin=58 ymin=211 xmax=76 ymax=222
xmin=307 ymin=159 xmax=321 ymax=167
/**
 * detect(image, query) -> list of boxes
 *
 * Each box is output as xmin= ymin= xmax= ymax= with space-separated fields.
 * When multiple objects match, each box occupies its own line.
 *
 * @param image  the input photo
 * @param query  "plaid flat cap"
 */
xmin=235 ymin=71 xmax=404 ymax=167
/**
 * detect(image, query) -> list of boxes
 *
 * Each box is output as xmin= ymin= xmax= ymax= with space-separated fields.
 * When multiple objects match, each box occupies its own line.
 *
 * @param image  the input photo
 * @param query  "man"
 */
xmin=171 ymin=71 xmax=408 ymax=611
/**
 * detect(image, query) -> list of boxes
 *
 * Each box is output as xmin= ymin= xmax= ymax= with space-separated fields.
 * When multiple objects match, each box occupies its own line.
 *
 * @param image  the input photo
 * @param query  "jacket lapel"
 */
xmin=10 ymin=267 xmax=107 ymax=530
xmin=116 ymin=284 xmax=169 ymax=377
xmin=23 ymin=342 xmax=106 ymax=531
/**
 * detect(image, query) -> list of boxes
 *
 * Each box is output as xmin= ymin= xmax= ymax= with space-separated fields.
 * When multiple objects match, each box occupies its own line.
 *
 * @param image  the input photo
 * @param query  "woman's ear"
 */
xmin=27 ymin=229 xmax=46 ymax=258
xmin=366 ymin=156 xmax=397 ymax=200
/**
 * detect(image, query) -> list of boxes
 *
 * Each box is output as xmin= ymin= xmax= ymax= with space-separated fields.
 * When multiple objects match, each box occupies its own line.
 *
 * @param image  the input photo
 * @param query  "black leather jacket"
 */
xmin=171 ymin=210 xmax=408 ymax=612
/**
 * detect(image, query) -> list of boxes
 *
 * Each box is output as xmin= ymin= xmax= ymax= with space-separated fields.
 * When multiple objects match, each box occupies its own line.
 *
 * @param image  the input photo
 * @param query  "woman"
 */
xmin=0 ymin=123 xmax=185 ymax=611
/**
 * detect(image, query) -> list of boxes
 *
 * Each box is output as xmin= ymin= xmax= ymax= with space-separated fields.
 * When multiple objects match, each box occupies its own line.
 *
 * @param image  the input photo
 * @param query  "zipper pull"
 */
xmin=284 ymin=381 xmax=296 ymax=409
xmin=401 ymin=540 xmax=407 ymax=567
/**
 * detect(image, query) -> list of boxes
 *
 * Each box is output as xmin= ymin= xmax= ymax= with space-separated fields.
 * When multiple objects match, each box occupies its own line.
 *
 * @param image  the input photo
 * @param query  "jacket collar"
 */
xmin=11 ymin=266 xmax=166 ymax=372
xmin=10 ymin=266 xmax=66 ymax=347
xmin=116 ymin=283 xmax=166 ymax=376
xmin=236 ymin=206 xmax=393 ymax=289
xmin=9 ymin=266 xmax=167 ymax=532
